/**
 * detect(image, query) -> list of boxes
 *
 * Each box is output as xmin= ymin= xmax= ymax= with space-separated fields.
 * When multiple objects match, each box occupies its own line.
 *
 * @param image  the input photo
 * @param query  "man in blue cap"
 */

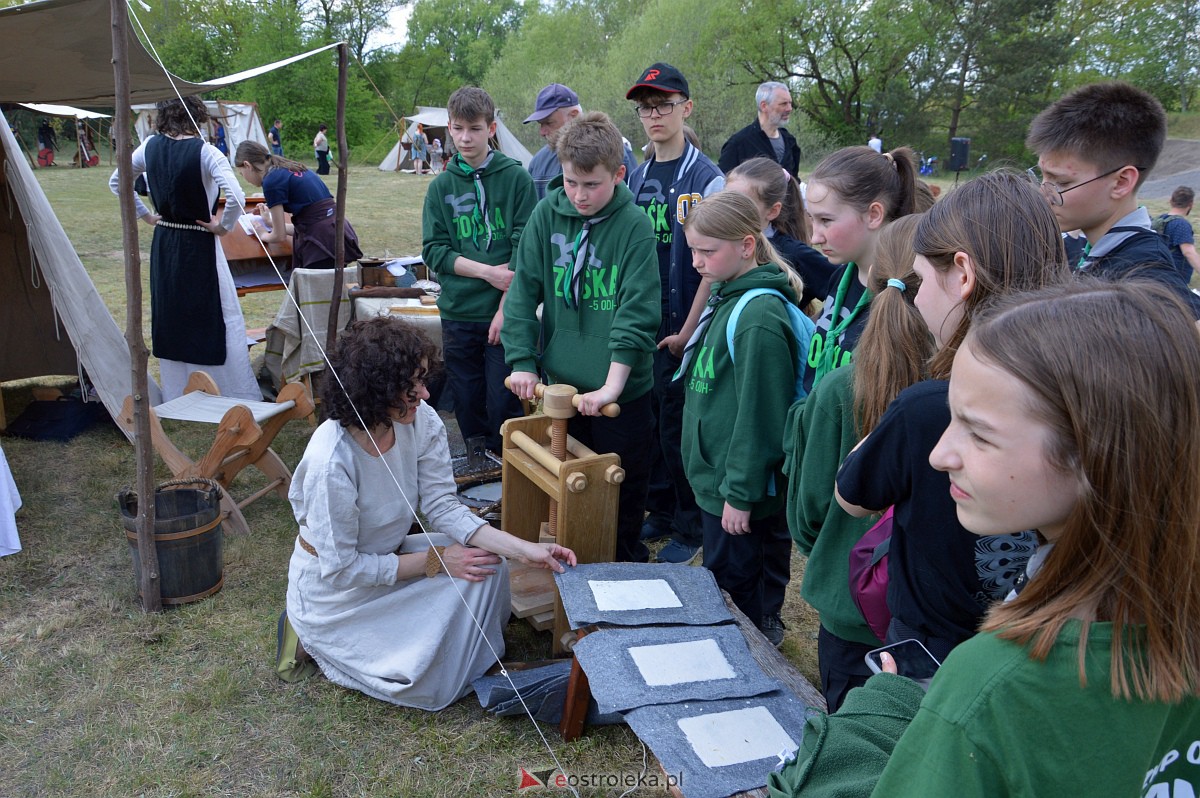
xmin=524 ymin=82 xmax=637 ymax=200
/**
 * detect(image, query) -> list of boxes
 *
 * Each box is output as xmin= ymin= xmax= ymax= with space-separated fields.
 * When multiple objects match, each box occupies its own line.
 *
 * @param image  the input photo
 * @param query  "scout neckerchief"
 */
xmin=454 ymin=151 xmax=496 ymax=250
xmin=565 ymin=213 xmax=613 ymax=309
xmin=1077 ymin=241 xmax=1091 ymax=270
xmin=673 ymin=291 xmax=724 ymax=381
xmin=814 ymin=263 xmax=872 ymax=385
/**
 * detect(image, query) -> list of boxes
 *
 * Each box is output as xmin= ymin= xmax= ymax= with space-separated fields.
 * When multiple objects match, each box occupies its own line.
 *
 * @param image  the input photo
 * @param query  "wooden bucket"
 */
xmin=118 ymin=478 xmax=224 ymax=605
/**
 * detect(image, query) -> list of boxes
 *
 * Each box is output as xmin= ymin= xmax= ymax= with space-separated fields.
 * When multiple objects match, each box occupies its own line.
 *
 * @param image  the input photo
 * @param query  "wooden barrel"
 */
xmin=118 ymin=478 xmax=224 ymax=605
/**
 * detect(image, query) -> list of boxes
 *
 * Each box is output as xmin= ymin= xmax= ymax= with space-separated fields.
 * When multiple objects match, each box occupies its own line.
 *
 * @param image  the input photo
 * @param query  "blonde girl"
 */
xmin=803 ymin=145 xmax=919 ymax=393
xmin=677 ymin=191 xmax=805 ymax=645
xmin=727 ymin=156 xmax=834 ymax=312
xmin=784 ymin=213 xmax=928 ymax=709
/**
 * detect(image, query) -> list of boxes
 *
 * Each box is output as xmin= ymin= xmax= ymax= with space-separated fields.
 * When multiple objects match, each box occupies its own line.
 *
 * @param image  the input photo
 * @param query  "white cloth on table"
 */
xmin=352 ymin=297 xmax=443 ymax=354
xmin=286 ymin=404 xmax=508 ymax=710
xmin=109 ymin=141 xmax=260 ymax=403
xmin=0 ymin=443 xmax=21 ymax=557
xmin=264 ymin=266 xmax=357 ymax=386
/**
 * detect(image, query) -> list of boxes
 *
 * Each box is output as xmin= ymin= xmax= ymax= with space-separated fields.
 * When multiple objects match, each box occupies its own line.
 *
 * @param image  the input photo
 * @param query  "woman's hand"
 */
xmin=141 ymin=213 xmax=161 ymax=227
xmin=195 ymin=215 xmax=228 ymax=236
xmin=880 ymin=651 xmax=898 ymax=674
xmin=515 ymin=541 xmax=577 ymax=573
xmin=722 ymin=502 xmax=752 ymax=535
xmin=439 ymin=543 xmax=502 ymax=582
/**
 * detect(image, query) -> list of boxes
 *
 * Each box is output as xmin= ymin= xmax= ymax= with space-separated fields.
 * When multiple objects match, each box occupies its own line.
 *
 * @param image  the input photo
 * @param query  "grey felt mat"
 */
xmin=554 ymin=562 xmax=733 ymax=628
xmin=572 ymin=625 xmax=782 ymax=714
xmin=624 ymin=692 xmax=817 ymax=798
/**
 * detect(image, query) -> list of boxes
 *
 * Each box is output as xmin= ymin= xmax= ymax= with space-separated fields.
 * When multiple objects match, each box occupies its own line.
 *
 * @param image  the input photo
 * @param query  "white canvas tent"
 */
xmin=133 ymin=100 xmax=269 ymax=166
xmin=0 ymin=107 xmax=161 ymax=439
xmin=379 ymin=106 xmax=533 ymax=171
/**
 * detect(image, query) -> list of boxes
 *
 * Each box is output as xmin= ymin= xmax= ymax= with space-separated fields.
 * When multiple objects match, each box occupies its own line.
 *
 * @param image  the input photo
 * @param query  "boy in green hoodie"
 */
xmin=503 ymin=112 xmax=660 ymax=563
xmin=422 ymin=87 xmax=535 ymax=453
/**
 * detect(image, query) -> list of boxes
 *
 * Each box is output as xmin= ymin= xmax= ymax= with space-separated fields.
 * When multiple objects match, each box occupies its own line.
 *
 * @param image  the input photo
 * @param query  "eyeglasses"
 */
xmin=1026 ymin=165 xmax=1142 ymax=207
xmin=634 ymin=100 xmax=686 ymax=118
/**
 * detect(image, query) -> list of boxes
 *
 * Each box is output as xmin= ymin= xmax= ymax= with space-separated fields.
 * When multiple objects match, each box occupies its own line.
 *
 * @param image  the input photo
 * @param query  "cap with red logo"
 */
xmin=626 ymin=62 xmax=690 ymax=99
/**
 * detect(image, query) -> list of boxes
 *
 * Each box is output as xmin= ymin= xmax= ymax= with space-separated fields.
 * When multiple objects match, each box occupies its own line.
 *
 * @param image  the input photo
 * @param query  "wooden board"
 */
xmin=509 ymin=560 xmax=557 ymax=619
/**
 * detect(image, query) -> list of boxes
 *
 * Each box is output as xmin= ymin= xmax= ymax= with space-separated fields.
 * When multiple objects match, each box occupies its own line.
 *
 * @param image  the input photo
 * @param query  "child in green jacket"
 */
xmin=503 ymin=112 xmax=660 ymax=563
xmin=678 ymin=191 xmax=804 ymax=644
xmin=421 ymin=87 xmax=535 ymax=453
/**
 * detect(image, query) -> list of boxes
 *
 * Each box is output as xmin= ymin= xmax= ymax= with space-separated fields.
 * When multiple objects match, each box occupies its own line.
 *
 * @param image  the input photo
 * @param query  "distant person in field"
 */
xmin=1155 ymin=186 xmax=1200 ymax=282
xmin=268 ymin=118 xmax=283 ymax=155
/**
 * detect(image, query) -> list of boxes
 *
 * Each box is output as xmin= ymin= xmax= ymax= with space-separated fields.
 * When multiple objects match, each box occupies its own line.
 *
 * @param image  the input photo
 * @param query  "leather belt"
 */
xmin=297 ymin=535 xmax=318 ymax=557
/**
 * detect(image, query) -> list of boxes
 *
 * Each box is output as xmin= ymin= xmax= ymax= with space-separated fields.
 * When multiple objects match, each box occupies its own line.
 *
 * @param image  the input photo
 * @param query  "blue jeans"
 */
xmin=441 ymin=319 xmax=522 ymax=453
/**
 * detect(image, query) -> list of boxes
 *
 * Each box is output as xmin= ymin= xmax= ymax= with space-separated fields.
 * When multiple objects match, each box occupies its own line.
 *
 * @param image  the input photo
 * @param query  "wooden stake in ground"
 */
xmin=111 ymin=0 xmax=161 ymax=612
xmin=324 ymin=42 xmax=350 ymax=375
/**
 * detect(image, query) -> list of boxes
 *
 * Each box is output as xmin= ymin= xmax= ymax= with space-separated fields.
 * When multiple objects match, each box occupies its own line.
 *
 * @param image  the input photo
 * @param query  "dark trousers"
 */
xmin=441 ymin=319 xmax=523 ymax=453
xmin=649 ymin=346 xmax=702 ymax=547
xmin=567 ymin=392 xmax=654 ymax=563
xmin=700 ymin=508 xmax=791 ymax=629
xmin=316 ymin=150 xmax=330 ymax=175
xmin=817 ymin=625 xmax=876 ymax=712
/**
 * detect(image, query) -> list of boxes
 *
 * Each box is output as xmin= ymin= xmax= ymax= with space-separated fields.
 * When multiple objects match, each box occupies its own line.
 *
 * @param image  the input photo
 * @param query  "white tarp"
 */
xmin=0 ymin=107 xmax=161 ymax=438
xmin=19 ymin=102 xmax=110 ymax=120
xmin=379 ymin=106 xmax=532 ymax=171
xmin=132 ymin=100 xmax=269 ymax=166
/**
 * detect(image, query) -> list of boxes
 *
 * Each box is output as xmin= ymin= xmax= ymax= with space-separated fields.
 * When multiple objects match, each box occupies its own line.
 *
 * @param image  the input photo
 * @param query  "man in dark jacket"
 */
xmin=718 ymin=81 xmax=801 ymax=176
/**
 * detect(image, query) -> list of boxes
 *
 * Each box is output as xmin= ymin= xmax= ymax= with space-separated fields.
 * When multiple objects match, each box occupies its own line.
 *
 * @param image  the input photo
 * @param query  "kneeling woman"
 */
xmin=234 ymin=140 xmax=363 ymax=270
xmin=286 ymin=318 xmax=576 ymax=710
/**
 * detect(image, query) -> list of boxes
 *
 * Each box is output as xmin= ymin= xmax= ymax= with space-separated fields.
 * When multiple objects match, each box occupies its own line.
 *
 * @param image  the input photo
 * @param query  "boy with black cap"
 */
xmin=525 ymin=82 xmax=637 ymax=201
xmin=626 ymin=62 xmax=724 ymax=565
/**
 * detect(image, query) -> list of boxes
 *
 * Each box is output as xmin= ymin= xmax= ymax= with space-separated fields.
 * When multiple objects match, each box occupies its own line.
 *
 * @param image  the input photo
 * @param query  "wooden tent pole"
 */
xmin=111 ymin=0 xmax=161 ymax=612
xmin=325 ymin=42 xmax=349 ymax=371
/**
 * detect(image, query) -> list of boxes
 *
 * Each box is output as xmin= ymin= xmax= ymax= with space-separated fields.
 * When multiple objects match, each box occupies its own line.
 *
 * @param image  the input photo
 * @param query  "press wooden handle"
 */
xmin=504 ymin=378 xmax=621 ymax=418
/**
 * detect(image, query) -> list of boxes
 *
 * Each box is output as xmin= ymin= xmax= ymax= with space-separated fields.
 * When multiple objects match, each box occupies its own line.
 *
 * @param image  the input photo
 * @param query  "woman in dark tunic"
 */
xmin=108 ymin=95 xmax=259 ymax=401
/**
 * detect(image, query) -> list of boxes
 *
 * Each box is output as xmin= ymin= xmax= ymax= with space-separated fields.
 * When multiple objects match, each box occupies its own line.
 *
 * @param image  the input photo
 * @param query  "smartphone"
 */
xmin=865 ymin=639 xmax=942 ymax=687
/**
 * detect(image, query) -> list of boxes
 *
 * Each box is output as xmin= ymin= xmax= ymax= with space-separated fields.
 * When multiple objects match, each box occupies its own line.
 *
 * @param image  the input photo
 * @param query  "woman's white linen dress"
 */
xmin=286 ymin=403 xmax=509 ymax=710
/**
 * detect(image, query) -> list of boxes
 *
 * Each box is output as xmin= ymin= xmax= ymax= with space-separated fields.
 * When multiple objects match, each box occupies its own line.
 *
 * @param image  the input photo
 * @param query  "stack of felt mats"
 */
xmin=471 ymin=660 xmax=622 ymax=725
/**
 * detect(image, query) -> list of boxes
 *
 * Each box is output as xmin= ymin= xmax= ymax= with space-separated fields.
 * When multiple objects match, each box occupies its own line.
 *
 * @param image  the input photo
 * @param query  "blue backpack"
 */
xmin=725 ymin=288 xmax=816 ymax=403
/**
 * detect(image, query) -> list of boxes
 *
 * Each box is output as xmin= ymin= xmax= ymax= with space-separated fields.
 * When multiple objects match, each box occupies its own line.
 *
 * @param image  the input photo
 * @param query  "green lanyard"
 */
xmin=814 ymin=263 xmax=872 ymax=385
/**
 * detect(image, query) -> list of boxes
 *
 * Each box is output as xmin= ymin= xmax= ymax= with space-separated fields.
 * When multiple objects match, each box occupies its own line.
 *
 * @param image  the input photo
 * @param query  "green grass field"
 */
xmin=1 ymin=161 xmax=822 ymax=797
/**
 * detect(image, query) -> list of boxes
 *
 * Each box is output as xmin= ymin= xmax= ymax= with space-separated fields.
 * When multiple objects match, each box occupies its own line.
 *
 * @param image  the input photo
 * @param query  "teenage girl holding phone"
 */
xmin=771 ymin=278 xmax=1200 ymax=796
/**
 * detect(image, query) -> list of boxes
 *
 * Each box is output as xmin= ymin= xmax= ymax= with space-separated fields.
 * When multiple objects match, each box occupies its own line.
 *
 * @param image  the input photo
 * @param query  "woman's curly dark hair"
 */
xmin=321 ymin=318 xmax=442 ymax=430
xmin=155 ymin=96 xmax=209 ymax=137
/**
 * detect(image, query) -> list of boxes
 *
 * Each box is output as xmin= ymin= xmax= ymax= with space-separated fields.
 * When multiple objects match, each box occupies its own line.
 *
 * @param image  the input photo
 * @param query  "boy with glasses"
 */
xmin=626 ymin=62 xmax=724 ymax=565
xmin=1026 ymin=82 xmax=1200 ymax=317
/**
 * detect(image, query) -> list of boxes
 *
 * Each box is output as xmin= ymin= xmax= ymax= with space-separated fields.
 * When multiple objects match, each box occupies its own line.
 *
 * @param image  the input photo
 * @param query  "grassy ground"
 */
xmin=1 ymin=163 xmax=821 ymax=797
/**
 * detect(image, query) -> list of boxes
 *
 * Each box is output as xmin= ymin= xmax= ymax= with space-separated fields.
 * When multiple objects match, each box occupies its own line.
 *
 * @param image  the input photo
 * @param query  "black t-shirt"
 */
xmin=635 ymin=158 xmax=679 ymax=316
xmin=836 ymin=380 xmax=1036 ymax=644
xmin=803 ymin=263 xmax=871 ymax=393
xmin=771 ymin=230 xmax=835 ymax=309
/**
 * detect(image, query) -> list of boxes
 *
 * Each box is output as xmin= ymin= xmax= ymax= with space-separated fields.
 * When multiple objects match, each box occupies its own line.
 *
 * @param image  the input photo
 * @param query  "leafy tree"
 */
xmin=715 ymin=0 xmax=918 ymax=145
xmin=406 ymin=0 xmax=526 ymax=87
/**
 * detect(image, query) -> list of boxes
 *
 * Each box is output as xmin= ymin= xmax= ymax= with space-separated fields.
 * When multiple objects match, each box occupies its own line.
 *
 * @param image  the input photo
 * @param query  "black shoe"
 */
xmin=760 ymin=614 xmax=786 ymax=648
xmin=640 ymin=519 xmax=672 ymax=541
